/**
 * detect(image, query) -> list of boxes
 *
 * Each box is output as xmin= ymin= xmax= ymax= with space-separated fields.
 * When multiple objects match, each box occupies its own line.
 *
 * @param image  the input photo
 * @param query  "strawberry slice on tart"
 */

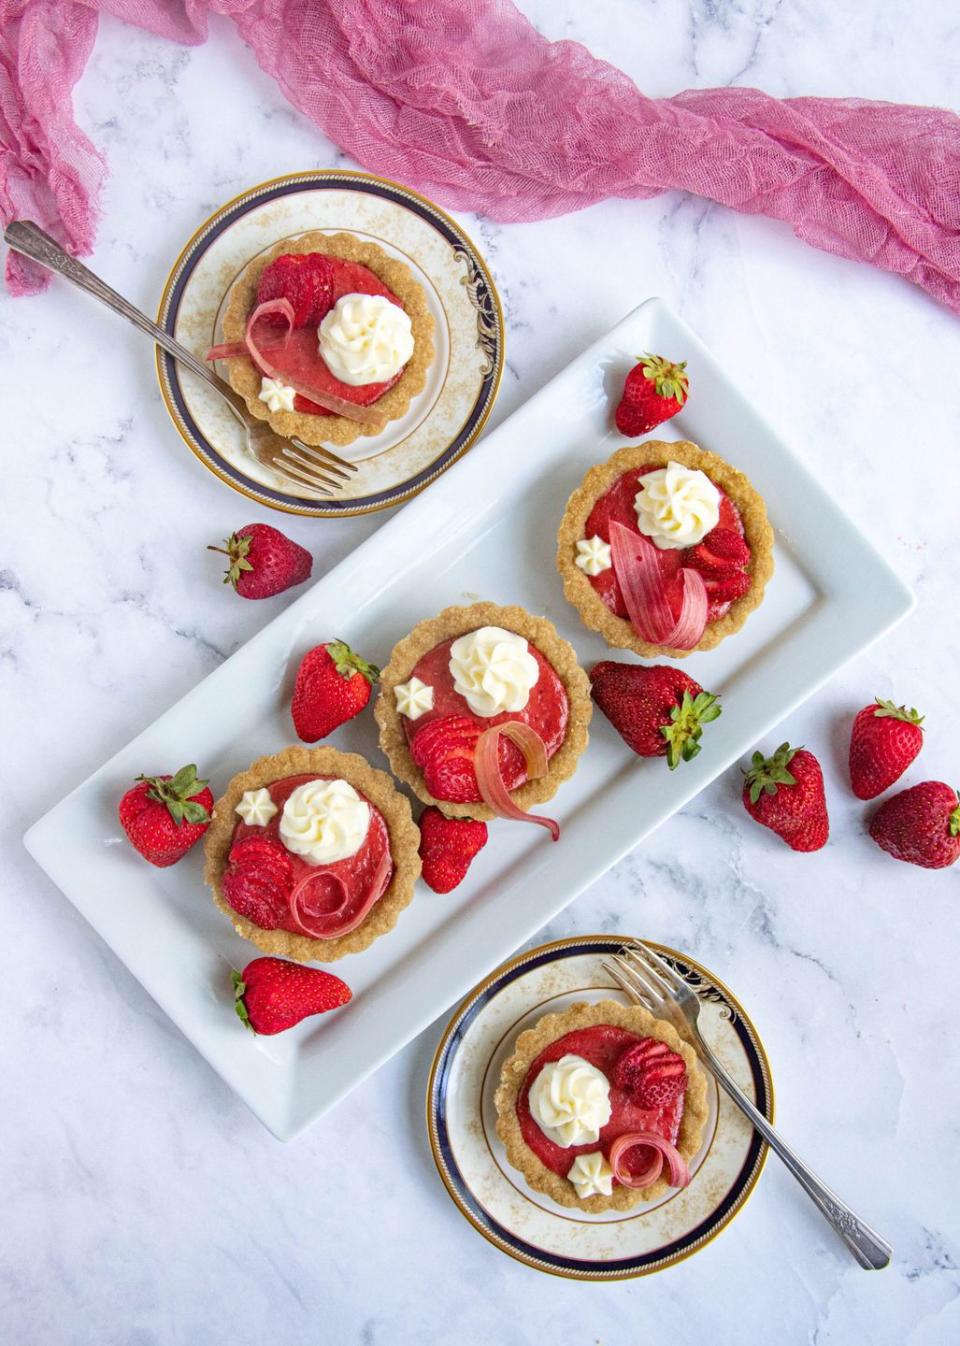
xmin=557 ymin=440 xmax=774 ymax=658
xmin=495 ymin=999 xmax=708 ymax=1211
xmin=374 ymin=603 xmax=592 ymax=833
xmin=206 ymin=230 xmax=435 ymax=449
xmin=204 ymin=746 xmax=420 ymax=961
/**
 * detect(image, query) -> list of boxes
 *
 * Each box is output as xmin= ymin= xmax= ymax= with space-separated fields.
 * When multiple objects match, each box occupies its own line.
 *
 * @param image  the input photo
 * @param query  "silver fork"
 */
xmin=4 ymin=220 xmax=357 ymax=499
xmin=604 ymin=942 xmax=892 ymax=1270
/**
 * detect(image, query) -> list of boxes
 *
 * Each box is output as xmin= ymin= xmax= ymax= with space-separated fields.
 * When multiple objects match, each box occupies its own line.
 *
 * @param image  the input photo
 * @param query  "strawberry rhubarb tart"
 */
xmin=557 ymin=440 xmax=773 ymax=657
xmin=206 ymin=231 xmax=435 ymax=447
xmin=375 ymin=603 xmax=591 ymax=835
xmin=204 ymin=746 xmax=420 ymax=961
xmin=495 ymin=999 xmax=708 ymax=1211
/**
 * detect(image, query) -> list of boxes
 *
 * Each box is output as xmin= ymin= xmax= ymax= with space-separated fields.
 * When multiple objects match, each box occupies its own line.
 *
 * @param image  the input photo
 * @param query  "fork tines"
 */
xmin=620 ymin=942 xmax=690 ymax=997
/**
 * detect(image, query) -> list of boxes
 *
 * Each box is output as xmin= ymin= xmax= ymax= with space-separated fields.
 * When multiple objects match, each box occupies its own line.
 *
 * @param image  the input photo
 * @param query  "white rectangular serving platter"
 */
xmin=25 ymin=299 xmax=914 ymax=1140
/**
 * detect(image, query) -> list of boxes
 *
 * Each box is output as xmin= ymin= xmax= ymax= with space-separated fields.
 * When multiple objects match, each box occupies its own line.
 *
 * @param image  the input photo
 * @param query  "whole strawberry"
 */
xmin=849 ymin=696 xmax=924 ymax=800
xmin=209 ymin=524 xmax=312 ymax=599
xmin=742 ymin=743 xmax=829 ymax=852
xmin=869 ymin=781 xmax=960 ymax=869
xmin=615 ymin=353 xmax=689 ymax=437
xmin=291 ymin=639 xmax=379 ymax=741
xmin=590 ymin=662 xmax=721 ymax=769
xmin=419 ymin=806 xmax=488 ymax=893
xmin=232 ymin=957 xmax=351 ymax=1035
xmin=118 ymin=764 xmax=213 ymax=867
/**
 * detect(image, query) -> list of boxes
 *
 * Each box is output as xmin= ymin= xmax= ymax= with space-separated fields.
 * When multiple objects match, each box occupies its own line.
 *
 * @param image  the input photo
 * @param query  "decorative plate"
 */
xmin=155 ymin=170 xmax=504 ymax=517
xmin=427 ymin=936 xmax=773 ymax=1280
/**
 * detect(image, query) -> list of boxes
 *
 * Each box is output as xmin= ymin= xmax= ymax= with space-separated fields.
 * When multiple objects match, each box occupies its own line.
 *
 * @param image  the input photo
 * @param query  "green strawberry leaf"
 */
xmin=640 ymin=352 xmax=689 ymax=404
xmin=872 ymin=696 xmax=924 ymax=726
xmin=136 ymin=764 xmax=210 ymax=827
xmin=743 ymin=742 xmax=799 ymax=804
xmin=661 ymin=689 xmax=722 ymax=770
xmin=171 ymin=764 xmax=199 ymax=796
xmin=208 ymin=533 xmax=255 ymax=589
xmin=328 ymin=638 xmax=380 ymax=685
xmin=232 ymin=971 xmax=255 ymax=1032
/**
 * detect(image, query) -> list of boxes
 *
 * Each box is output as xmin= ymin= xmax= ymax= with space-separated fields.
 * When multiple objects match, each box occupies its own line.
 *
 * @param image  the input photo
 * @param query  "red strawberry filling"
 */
xmin=517 ymin=1026 xmax=687 ymax=1185
xmin=248 ymin=252 xmax=406 ymax=414
xmin=403 ymin=636 xmax=569 ymax=805
xmin=585 ymin=467 xmax=752 ymax=626
xmin=221 ymin=774 xmax=393 ymax=938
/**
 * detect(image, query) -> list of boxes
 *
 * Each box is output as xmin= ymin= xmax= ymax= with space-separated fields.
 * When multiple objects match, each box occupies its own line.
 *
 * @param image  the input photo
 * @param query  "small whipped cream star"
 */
xmin=235 ymin=788 xmax=278 ymax=827
xmin=575 ymin=535 xmax=612 ymax=575
xmin=394 ymin=676 xmax=434 ymax=720
xmin=258 ymin=377 xmax=296 ymax=414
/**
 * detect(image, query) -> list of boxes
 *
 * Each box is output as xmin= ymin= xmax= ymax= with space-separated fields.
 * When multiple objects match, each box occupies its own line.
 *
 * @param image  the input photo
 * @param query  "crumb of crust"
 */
xmin=203 ymin=745 xmax=421 ymax=962
xmin=217 ymin=230 xmax=435 ymax=448
xmin=373 ymin=601 xmax=592 ymax=820
xmin=556 ymin=439 xmax=775 ymax=658
xmin=493 ymin=998 xmax=709 ymax=1212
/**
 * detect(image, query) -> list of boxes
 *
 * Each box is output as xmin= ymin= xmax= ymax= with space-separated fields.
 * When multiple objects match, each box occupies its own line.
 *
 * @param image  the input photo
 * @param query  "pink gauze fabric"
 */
xmin=2 ymin=0 xmax=959 ymax=311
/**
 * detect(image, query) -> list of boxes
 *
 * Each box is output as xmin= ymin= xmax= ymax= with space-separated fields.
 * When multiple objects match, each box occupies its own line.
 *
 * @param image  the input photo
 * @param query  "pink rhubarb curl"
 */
xmin=609 ymin=1131 xmax=691 ymax=1190
xmin=474 ymin=721 xmax=560 ymax=840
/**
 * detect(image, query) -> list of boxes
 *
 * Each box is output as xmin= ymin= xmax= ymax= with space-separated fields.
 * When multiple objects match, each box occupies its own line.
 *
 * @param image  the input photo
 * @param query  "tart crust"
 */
xmin=203 ymin=746 xmax=421 ymax=962
xmin=556 ymin=440 xmax=774 ymax=657
xmin=494 ymin=998 xmax=709 ymax=1212
xmin=374 ymin=602 xmax=592 ymax=820
xmin=218 ymin=230 xmax=435 ymax=447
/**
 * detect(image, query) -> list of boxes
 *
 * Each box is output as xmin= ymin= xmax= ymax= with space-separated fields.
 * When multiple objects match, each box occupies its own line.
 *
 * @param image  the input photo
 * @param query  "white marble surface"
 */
xmin=2 ymin=4 xmax=958 ymax=1343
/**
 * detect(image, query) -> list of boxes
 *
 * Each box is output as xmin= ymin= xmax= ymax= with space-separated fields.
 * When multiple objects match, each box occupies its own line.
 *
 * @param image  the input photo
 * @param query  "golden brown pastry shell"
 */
xmin=218 ymin=230 xmax=435 ymax=447
xmin=374 ymin=602 xmax=592 ymax=820
xmin=556 ymin=439 xmax=774 ymax=658
xmin=494 ymin=998 xmax=709 ymax=1212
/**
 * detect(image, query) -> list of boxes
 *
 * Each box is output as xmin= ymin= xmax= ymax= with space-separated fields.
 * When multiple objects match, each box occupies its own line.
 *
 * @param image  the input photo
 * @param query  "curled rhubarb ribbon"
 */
xmin=206 ymin=297 xmax=381 ymax=426
xmin=287 ymin=849 xmax=393 ymax=939
xmin=609 ymin=522 xmax=708 ymax=651
xmin=609 ymin=1131 xmax=691 ymax=1190
xmin=474 ymin=721 xmax=560 ymax=840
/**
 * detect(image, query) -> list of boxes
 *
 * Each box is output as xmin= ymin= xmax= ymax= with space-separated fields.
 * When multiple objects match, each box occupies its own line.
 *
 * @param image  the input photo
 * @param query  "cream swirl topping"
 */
xmin=448 ymin=626 xmax=540 ymax=718
xmin=528 ymin=1054 xmax=612 ymax=1147
xmin=567 ymin=1151 xmax=614 ymax=1198
xmin=575 ymin=535 xmax=612 ymax=575
xmin=634 ymin=461 xmax=721 ymax=550
xmin=278 ymin=778 xmax=370 ymax=866
xmin=394 ymin=676 xmax=434 ymax=720
xmin=258 ymin=376 xmax=296 ymax=414
xmin=318 ymin=293 xmax=414 ymax=386
xmin=234 ymin=788 xmax=278 ymax=827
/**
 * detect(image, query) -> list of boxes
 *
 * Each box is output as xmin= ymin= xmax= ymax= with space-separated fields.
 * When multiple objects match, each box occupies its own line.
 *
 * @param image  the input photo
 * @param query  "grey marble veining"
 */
xmin=1 ymin=3 xmax=958 ymax=1343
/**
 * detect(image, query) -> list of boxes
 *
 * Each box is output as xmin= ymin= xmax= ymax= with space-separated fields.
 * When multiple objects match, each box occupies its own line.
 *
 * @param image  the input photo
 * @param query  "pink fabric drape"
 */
xmin=2 ymin=0 xmax=958 ymax=311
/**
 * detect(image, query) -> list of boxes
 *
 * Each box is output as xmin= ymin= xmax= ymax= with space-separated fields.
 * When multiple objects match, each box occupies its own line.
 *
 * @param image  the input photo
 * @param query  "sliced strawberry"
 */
xmin=705 ymin=570 xmax=752 ymax=604
xmin=409 ymin=715 xmax=525 ymax=805
xmin=255 ymin=254 xmax=335 ymax=328
xmin=636 ymin=1060 xmax=687 ymax=1107
xmin=687 ymin=527 xmax=750 ymax=578
xmin=221 ymin=836 xmax=294 ymax=929
xmin=612 ymin=1038 xmax=687 ymax=1108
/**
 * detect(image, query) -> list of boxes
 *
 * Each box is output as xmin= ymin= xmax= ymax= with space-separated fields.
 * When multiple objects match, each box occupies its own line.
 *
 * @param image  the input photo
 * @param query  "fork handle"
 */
xmin=4 ymin=220 xmax=225 ymax=393
xmin=699 ymin=1040 xmax=892 ymax=1270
